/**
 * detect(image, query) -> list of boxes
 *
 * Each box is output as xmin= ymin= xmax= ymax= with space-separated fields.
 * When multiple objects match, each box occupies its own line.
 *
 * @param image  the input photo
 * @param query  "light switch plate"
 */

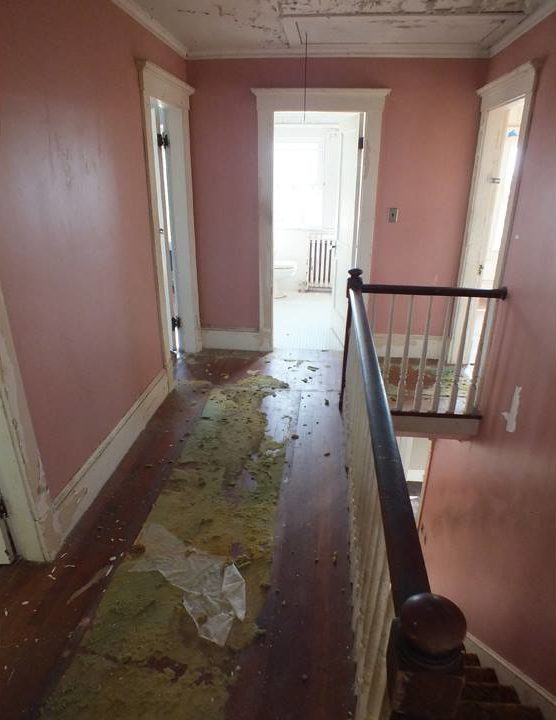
xmin=388 ymin=207 xmax=399 ymax=223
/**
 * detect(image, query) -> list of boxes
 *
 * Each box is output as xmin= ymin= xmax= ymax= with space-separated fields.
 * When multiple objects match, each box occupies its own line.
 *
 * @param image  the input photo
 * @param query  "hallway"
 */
xmin=0 ymin=351 xmax=354 ymax=719
xmin=273 ymin=292 xmax=343 ymax=351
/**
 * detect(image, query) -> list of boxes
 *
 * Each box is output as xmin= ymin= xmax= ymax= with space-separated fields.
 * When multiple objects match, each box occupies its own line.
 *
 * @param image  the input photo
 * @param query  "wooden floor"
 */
xmin=0 ymin=349 xmax=354 ymax=720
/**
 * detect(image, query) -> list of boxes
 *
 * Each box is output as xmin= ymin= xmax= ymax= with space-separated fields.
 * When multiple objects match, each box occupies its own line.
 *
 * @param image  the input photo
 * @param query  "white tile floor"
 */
xmin=273 ymin=291 xmax=343 ymax=351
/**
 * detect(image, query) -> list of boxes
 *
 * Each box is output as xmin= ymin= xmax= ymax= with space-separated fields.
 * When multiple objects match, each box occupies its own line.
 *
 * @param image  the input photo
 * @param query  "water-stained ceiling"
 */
xmin=129 ymin=0 xmax=551 ymax=57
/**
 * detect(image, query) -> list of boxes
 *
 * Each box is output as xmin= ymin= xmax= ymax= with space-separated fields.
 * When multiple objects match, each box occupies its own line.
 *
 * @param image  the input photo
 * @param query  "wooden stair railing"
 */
xmin=340 ymin=272 xmax=507 ymax=417
xmin=341 ymin=268 xmax=468 ymax=720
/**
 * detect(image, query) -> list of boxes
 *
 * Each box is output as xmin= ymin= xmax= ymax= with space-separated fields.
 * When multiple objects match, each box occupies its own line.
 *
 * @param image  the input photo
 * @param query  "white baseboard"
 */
xmin=201 ymin=328 xmax=271 ymax=352
xmin=466 ymin=633 xmax=556 ymax=720
xmin=373 ymin=334 xmax=443 ymax=360
xmin=52 ymin=369 xmax=170 ymax=547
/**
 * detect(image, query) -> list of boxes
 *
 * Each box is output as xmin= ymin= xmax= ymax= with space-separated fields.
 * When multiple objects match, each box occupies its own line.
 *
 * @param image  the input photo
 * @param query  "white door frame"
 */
xmin=457 ymin=61 xmax=537 ymax=290
xmin=0 ymin=285 xmax=55 ymax=562
xmin=139 ymin=61 xmax=201 ymax=380
xmin=252 ymin=88 xmax=390 ymax=351
xmin=451 ymin=62 xmax=537 ymax=377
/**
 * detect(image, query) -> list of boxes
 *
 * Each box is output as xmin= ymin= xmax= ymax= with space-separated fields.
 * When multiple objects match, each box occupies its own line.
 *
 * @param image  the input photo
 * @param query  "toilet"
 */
xmin=273 ymin=260 xmax=297 ymax=299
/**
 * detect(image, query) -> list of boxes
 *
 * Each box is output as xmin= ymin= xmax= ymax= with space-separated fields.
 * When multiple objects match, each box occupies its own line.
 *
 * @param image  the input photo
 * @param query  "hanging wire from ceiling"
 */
xmin=302 ymin=31 xmax=308 ymax=124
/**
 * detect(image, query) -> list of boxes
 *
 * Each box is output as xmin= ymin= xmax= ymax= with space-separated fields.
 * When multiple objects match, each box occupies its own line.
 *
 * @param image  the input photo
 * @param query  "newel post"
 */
xmin=340 ymin=269 xmax=364 ymax=411
xmin=387 ymin=593 xmax=467 ymax=719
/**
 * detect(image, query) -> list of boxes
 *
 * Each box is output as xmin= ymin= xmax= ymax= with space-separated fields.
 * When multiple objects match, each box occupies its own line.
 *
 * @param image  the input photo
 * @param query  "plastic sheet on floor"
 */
xmin=130 ymin=523 xmax=246 ymax=646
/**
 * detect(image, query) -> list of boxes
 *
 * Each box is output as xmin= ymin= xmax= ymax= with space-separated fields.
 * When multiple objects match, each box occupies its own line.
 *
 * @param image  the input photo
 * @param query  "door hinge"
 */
xmin=0 ymin=497 xmax=9 ymax=519
xmin=157 ymin=132 xmax=169 ymax=149
xmin=171 ymin=316 xmax=182 ymax=331
xmin=358 ymin=136 xmax=364 ymax=150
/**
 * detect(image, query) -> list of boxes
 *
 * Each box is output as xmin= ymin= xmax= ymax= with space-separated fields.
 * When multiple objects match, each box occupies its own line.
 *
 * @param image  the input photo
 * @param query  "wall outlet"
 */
xmin=388 ymin=207 xmax=399 ymax=223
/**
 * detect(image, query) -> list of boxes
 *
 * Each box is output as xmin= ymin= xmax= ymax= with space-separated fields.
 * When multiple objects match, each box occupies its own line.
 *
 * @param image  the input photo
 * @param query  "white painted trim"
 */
xmin=392 ymin=415 xmax=480 ymax=439
xmin=201 ymin=329 xmax=268 ymax=352
xmin=455 ymin=62 xmax=536 ymax=405
xmin=0 ymin=285 xmax=54 ymax=562
xmin=465 ymin=633 xmax=556 ymax=720
xmin=140 ymin=61 xmax=194 ymax=107
xmin=110 ymin=0 xmax=188 ymax=58
xmin=252 ymin=88 xmax=389 ymax=350
xmin=478 ymin=61 xmax=538 ymax=112
xmin=52 ymin=370 xmax=169 ymax=544
xmin=490 ymin=0 xmax=556 ymax=56
xmin=188 ymin=44 xmax=490 ymax=60
xmin=138 ymin=61 xmax=202 ymax=371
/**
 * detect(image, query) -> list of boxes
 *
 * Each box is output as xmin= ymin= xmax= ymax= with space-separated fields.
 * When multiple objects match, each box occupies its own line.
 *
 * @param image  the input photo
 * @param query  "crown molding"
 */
xmin=111 ymin=0 xmax=188 ymax=58
xmin=187 ymin=43 xmax=489 ymax=60
xmin=489 ymin=0 xmax=556 ymax=55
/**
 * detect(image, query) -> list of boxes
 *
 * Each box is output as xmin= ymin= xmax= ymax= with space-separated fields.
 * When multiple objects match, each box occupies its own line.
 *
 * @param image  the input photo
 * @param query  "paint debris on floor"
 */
xmin=41 ymin=374 xmax=289 ymax=720
xmin=385 ymin=360 xmax=472 ymax=409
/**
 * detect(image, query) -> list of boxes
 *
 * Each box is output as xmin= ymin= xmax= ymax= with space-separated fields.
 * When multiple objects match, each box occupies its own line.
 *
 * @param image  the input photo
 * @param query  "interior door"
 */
xmin=151 ymin=104 xmax=180 ymax=353
xmin=451 ymin=98 xmax=524 ymax=364
xmin=331 ymin=113 xmax=363 ymax=343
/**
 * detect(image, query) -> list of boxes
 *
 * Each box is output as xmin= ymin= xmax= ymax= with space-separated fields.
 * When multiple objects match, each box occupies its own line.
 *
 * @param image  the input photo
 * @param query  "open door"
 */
xmin=452 ymin=96 xmax=525 ymax=364
xmin=331 ymin=113 xmax=364 ymax=344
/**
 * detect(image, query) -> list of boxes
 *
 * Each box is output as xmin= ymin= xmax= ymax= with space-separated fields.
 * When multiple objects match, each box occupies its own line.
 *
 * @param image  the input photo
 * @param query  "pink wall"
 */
xmin=0 ymin=1 xmax=186 ymax=497
xmin=187 ymin=57 xmax=486 ymax=329
xmin=421 ymin=13 xmax=556 ymax=693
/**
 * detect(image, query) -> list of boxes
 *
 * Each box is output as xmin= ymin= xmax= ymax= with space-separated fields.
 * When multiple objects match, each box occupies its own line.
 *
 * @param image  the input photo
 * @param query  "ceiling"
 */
xmin=121 ymin=0 xmax=554 ymax=58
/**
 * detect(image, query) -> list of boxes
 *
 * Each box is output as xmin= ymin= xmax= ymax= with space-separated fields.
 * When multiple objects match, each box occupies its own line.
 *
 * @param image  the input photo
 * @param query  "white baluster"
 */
xmin=382 ymin=295 xmax=396 ymax=386
xmin=432 ymin=296 xmax=455 ymax=412
xmin=448 ymin=296 xmax=471 ymax=413
xmin=413 ymin=296 xmax=433 ymax=412
xmin=396 ymin=295 xmax=415 ymax=411
xmin=466 ymin=298 xmax=491 ymax=413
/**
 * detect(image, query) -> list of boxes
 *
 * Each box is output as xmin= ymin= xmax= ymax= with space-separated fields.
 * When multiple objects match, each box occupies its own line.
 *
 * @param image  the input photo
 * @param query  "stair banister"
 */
xmin=342 ymin=268 xmax=468 ymax=720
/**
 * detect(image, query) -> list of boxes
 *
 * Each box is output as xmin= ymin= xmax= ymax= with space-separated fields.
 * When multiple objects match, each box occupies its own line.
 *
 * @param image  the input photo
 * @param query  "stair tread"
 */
xmin=462 ymin=684 xmax=520 ymax=703
xmin=458 ymin=702 xmax=543 ymax=720
xmin=464 ymin=653 xmax=482 ymax=667
xmin=464 ymin=666 xmax=499 ymax=683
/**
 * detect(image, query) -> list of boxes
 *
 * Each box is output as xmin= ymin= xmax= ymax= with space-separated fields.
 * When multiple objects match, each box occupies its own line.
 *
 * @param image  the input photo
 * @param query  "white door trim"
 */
xmin=0 ymin=276 xmax=172 ymax=563
xmin=458 ymin=61 xmax=537 ymax=290
xmin=138 ymin=61 xmax=202 ymax=374
xmin=252 ymin=88 xmax=390 ymax=351
xmin=0 ymin=285 xmax=55 ymax=562
xmin=453 ymin=62 xmax=537 ymax=402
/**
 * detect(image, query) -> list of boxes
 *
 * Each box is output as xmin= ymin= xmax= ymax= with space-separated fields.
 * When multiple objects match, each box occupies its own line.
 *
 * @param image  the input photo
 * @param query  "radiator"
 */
xmin=307 ymin=232 xmax=336 ymax=291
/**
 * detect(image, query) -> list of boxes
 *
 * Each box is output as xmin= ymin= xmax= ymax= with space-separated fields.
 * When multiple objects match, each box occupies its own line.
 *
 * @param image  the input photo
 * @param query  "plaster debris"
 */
xmin=131 ymin=523 xmax=246 ymax=647
xmin=41 ymin=375 xmax=289 ymax=720
xmin=501 ymin=385 xmax=522 ymax=433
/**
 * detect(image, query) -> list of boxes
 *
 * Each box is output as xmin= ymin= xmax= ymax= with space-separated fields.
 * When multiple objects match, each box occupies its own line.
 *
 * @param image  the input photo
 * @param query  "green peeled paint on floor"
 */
xmin=41 ymin=375 xmax=288 ymax=720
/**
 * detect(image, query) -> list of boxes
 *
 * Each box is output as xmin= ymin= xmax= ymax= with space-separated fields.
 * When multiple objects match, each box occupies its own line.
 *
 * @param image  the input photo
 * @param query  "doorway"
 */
xmin=139 ymin=62 xmax=202 ymax=383
xmin=252 ymin=88 xmax=390 ymax=353
xmin=455 ymin=98 xmax=525 ymax=363
xmin=453 ymin=62 xmax=536 ymax=368
xmin=272 ymin=111 xmax=362 ymax=350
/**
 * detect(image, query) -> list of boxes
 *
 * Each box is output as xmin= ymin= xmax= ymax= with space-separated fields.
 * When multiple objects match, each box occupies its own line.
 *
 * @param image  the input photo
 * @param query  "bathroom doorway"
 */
xmin=272 ymin=111 xmax=362 ymax=350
